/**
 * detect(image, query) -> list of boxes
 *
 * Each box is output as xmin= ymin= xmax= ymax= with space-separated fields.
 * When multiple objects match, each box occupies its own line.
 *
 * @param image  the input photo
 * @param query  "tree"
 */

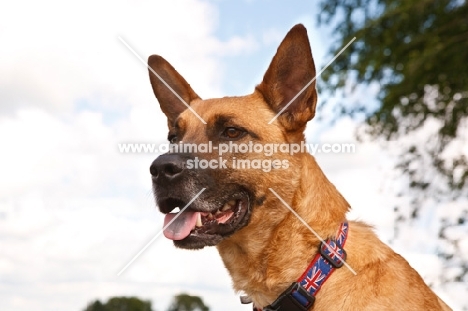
xmin=317 ymin=0 xmax=468 ymax=288
xmin=84 ymin=300 xmax=106 ymax=311
xmin=167 ymin=293 xmax=209 ymax=311
xmin=84 ymin=297 xmax=153 ymax=311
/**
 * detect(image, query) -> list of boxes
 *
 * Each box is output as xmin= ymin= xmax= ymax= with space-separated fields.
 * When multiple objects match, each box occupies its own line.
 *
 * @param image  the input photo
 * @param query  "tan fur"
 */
xmin=149 ymin=24 xmax=452 ymax=310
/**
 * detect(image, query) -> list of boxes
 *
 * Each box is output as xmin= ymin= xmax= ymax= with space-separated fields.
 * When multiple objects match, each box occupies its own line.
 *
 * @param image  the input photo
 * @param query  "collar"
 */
xmin=246 ymin=222 xmax=349 ymax=311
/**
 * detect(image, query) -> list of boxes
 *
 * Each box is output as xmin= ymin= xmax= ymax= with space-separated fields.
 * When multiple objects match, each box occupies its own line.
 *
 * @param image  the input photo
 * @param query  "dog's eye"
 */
xmin=222 ymin=127 xmax=245 ymax=140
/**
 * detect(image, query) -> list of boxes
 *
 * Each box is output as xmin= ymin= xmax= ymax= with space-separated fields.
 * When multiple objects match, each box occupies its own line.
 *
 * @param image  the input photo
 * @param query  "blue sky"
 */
xmin=0 ymin=0 xmax=464 ymax=310
xmin=211 ymin=0 xmax=329 ymax=95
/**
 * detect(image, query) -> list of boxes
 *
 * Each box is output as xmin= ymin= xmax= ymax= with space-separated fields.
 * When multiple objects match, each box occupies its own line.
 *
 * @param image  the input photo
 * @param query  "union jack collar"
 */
xmin=249 ymin=222 xmax=349 ymax=311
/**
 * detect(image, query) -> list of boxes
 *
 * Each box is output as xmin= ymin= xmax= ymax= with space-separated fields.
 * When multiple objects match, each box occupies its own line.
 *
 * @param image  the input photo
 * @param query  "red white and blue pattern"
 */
xmin=292 ymin=222 xmax=349 ymax=307
xmin=253 ymin=222 xmax=349 ymax=311
xmin=336 ymin=222 xmax=348 ymax=245
xmin=303 ymin=266 xmax=326 ymax=291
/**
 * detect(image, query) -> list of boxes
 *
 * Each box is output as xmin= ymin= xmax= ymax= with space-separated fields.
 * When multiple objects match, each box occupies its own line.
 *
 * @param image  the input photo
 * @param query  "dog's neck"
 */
xmin=217 ymin=153 xmax=350 ymax=307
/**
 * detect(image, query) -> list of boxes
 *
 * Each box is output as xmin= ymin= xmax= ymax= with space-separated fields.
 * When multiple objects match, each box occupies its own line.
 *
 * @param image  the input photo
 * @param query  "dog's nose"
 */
xmin=150 ymin=154 xmax=185 ymax=181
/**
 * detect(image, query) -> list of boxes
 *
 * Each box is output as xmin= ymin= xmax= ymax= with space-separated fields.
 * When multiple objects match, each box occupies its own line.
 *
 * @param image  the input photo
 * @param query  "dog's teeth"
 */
xmin=208 ymin=213 xmax=214 ymax=220
xmin=196 ymin=213 xmax=202 ymax=227
xmin=222 ymin=203 xmax=232 ymax=211
xmin=228 ymin=200 xmax=236 ymax=206
xmin=215 ymin=210 xmax=221 ymax=215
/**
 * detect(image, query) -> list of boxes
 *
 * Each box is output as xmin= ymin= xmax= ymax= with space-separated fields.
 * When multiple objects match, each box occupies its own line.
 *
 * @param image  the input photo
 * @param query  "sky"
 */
xmin=0 ymin=0 xmax=465 ymax=310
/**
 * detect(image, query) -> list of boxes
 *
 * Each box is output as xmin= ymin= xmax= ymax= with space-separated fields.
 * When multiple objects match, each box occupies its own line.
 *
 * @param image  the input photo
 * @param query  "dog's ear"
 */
xmin=256 ymin=24 xmax=317 ymax=132
xmin=148 ymin=55 xmax=200 ymax=126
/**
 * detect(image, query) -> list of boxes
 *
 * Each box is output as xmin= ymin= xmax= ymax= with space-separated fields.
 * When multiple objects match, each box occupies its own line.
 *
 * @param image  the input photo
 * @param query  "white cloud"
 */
xmin=0 ymin=0 xmax=241 ymax=115
xmin=0 ymin=1 xmax=257 ymax=310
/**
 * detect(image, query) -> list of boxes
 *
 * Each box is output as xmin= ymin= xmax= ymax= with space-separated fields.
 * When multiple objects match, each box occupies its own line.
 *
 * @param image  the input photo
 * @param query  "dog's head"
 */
xmin=149 ymin=24 xmax=317 ymax=249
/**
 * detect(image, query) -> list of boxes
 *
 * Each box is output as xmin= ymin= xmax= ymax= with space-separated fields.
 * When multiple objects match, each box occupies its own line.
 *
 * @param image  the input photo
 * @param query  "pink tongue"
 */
xmin=163 ymin=211 xmax=199 ymax=240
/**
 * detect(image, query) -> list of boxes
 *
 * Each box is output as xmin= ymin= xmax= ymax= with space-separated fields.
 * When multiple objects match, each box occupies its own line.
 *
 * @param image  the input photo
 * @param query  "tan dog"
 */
xmin=148 ymin=24 xmax=451 ymax=310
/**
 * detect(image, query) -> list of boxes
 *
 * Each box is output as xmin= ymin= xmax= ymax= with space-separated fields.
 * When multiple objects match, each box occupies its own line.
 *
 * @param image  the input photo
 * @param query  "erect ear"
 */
xmin=148 ymin=55 xmax=200 ymax=126
xmin=256 ymin=24 xmax=317 ymax=132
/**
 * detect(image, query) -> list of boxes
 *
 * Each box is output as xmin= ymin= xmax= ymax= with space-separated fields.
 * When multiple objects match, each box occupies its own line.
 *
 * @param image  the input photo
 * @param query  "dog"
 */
xmin=148 ymin=24 xmax=451 ymax=310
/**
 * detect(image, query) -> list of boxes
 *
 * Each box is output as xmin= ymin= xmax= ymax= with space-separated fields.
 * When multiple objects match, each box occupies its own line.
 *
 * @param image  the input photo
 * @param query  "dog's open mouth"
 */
xmin=160 ymin=196 xmax=250 ymax=244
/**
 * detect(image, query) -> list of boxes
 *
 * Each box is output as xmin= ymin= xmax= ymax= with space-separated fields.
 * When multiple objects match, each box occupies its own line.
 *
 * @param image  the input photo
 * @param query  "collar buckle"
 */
xmin=319 ymin=240 xmax=347 ymax=268
xmin=263 ymin=282 xmax=315 ymax=311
